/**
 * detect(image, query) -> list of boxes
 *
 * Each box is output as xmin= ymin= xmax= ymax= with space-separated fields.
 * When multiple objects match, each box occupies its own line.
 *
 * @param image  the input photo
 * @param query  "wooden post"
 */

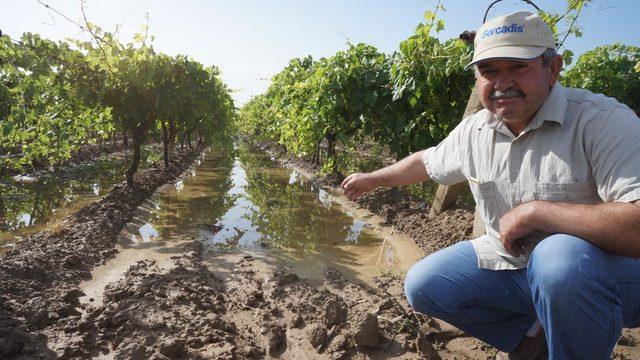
xmin=429 ymin=182 xmax=467 ymax=216
xmin=430 ymin=86 xmax=484 ymax=216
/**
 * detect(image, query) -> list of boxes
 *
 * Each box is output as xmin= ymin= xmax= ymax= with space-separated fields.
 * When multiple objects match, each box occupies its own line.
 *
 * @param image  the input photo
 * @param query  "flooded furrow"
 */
xmin=0 ymin=145 xmax=161 ymax=253
xmin=80 ymin=142 xmax=424 ymax=304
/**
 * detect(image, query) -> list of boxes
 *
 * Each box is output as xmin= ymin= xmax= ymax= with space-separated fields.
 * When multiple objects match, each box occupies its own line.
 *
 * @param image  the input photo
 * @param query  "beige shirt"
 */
xmin=423 ymin=83 xmax=640 ymax=270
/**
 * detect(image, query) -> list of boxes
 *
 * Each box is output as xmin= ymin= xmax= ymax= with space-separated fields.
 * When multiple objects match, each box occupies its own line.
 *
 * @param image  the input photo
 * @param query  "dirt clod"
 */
xmin=265 ymin=324 xmax=286 ymax=355
xmin=417 ymin=334 xmax=441 ymax=359
xmin=0 ymin=312 xmax=30 ymax=357
xmin=322 ymin=298 xmax=347 ymax=327
xmin=327 ymin=334 xmax=350 ymax=356
xmin=308 ymin=323 xmax=328 ymax=348
xmin=159 ymin=338 xmax=186 ymax=358
xmin=353 ymin=312 xmax=380 ymax=348
xmin=115 ymin=339 xmax=148 ymax=360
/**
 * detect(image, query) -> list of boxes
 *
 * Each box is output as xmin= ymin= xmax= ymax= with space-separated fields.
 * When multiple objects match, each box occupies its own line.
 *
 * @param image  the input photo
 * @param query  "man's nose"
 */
xmin=492 ymin=71 xmax=515 ymax=91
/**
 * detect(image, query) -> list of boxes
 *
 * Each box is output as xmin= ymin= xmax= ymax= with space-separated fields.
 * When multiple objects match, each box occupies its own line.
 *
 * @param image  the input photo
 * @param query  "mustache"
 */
xmin=490 ymin=88 xmax=525 ymax=99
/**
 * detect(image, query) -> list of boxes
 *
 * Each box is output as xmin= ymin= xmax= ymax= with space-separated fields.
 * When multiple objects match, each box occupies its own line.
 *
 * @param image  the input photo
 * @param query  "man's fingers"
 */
xmin=343 ymin=181 xmax=355 ymax=194
xmin=501 ymin=233 xmax=515 ymax=255
xmin=346 ymin=188 xmax=361 ymax=201
xmin=501 ymin=235 xmax=524 ymax=257
xmin=342 ymin=174 xmax=358 ymax=189
xmin=341 ymin=173 xmax=372 ymax=201
xmin=345 ymin=189 xmax=353 ymax=199
xmin=340 ymin=175 xmax=351 ymax=189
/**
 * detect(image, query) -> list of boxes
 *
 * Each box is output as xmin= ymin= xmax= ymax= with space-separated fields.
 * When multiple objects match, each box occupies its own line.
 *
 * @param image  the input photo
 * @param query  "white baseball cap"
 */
xmin=468 ymin=11 xmax=555 ymax=68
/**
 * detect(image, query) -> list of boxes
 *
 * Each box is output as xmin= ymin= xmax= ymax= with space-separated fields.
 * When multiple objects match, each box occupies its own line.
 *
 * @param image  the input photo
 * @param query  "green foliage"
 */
xmin=238 ymin=5 xmax=473 ymax=176
xmin=384 ymin=8 xmax=473 ymax=158
xmin=1 ymin=27 xmax=235 ymax=185
xmin=538 ymin=0 xmax=592 ymax=66
xmin=0 ymin=33 xmax=110 ymax=173
xmin=562 ymin=44 xmax=640 ymax=112
xmin=241 ymin=44 xmax=391 ymax=175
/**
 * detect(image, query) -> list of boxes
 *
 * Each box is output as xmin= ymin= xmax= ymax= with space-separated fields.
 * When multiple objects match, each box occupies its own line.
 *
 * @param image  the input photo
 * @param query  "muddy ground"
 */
xmin=0 ymin=146 xmax=204 ymax=359
xmin=1 ymin=141 xmax=639 ymax=359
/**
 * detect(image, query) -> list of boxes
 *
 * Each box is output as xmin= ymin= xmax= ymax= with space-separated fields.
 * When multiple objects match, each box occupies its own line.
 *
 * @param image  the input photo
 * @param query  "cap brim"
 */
xmin=465 ymin=46 xmax=547 ymax=70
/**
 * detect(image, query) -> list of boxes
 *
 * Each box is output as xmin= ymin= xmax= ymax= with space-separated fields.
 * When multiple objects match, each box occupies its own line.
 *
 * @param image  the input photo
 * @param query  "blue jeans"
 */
xmin=404 ymin=234 xmax=640 ymax=359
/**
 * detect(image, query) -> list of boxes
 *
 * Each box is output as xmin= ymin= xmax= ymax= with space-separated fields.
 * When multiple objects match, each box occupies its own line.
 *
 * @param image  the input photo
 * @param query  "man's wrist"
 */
xmin=525 ymin=200 xmax=550 ymax=231
xmin=367 ymin=171 xmax=385 ymax=188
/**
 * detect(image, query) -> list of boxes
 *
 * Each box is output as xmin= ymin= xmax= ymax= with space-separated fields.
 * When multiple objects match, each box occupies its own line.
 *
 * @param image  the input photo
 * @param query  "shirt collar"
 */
xmin=524 ymin=82 xmax=567 ymax=131
xmin=480 ymin=82 xmax=567 ymax=135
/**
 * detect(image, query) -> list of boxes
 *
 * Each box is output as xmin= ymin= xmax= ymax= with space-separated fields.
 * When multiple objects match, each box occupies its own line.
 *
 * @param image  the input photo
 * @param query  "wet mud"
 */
xmin=50 ymin=243 xmax=428 ymax=359
xmin=0 ymin=147 xmax=204 ymax=359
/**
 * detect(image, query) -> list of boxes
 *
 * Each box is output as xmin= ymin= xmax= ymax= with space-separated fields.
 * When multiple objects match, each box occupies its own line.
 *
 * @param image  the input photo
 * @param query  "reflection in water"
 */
xmin=17 ymin=213 xmax=31 ymax=228
xmin=11 ymin=174 xmax=38 ymax=183
xmin=345 ymin=220 xmax=368 ymax=244
xmin=288 ymin=170 xmax=299 ymax=185
xmin=175 ymin=180 xmax=185 ymax=193
xmin=209 ymin=158 xmax=260 ymax=248
xmin=0 ymin=146 xmax=158 ymax=251
xmin=204 ymin=142 xmax=384 ymax=260
xmin=111 ymin=141 xmax=395 ymax=274
xmin=318 ymin=189 xmax=332 ymax=208
xmin=91 ymin=183 xmax=101 ymax=196
xmin=137 ymin=223 xmax=160 ymax=242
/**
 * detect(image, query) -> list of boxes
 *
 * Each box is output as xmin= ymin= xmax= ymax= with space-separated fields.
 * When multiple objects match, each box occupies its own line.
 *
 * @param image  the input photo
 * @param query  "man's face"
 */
xmin=475 ymin=56 xmax=561 ymax=132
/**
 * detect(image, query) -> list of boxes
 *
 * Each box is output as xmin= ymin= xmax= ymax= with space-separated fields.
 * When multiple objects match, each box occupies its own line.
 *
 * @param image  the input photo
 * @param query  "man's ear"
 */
xmin=549 ymin=55 xmax=563 ymax=84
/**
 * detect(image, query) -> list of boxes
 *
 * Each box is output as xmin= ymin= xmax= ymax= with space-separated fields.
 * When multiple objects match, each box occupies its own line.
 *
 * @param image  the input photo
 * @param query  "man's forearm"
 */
xmin=528 ymin=200 xmax=640 ymax=257
xmin=369 ymin=150 xmax=430 ymax=188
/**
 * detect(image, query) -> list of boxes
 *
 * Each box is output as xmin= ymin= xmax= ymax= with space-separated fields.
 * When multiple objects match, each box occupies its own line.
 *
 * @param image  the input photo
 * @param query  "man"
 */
xmin=341 ymin=11 xmax=640 ymax=360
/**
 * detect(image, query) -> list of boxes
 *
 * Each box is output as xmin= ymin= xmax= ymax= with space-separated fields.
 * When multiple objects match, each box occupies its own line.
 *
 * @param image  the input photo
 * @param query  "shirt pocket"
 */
xmin=533 ymin=182 xmax=595 ymax=203
xmin=469 ymin=181 xmax=501 ymax=232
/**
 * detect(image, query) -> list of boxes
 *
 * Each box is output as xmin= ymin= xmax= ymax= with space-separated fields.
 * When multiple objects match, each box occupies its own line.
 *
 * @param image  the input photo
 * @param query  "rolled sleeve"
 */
xmin=585 ymin=105 xmax=640 ymax=203
xmin=422 ymin=118 xmax=470 ymax=185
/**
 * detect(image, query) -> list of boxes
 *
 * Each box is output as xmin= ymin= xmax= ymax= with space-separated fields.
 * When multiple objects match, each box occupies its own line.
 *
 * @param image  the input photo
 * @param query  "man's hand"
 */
xmin=500 ymin=199 xmax=640 ymax=258
xmin=340 ymin=150 xmax=430 ymax=202
xmin=499 ymin=201 xmax=538 ymax=256
xmin=341 ymin=173 xmax=377 ymax=201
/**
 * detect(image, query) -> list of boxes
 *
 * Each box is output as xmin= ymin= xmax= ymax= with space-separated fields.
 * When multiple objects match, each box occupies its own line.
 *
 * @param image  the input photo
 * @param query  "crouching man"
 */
xmin=341 ymin=11 xmax=640 ymax=360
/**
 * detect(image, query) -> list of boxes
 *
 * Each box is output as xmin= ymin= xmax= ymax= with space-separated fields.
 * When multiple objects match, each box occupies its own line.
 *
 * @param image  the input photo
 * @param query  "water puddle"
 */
xmin=80 ymin=142 xmax=424 ymax=305
xmin=0 ymin=146 xmax=159 ymax=253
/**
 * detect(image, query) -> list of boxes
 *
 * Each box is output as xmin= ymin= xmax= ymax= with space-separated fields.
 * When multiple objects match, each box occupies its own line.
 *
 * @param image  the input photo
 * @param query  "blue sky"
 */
xmin=3 ymin=0 xmax=639 ymax=105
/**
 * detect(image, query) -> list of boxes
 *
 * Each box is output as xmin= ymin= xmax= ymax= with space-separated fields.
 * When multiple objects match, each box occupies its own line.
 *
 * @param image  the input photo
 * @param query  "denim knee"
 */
xmin=404 ymin=242 xmax=477 ymax=315
xmin=527 ymin=234 xmax=607 ymax=297
xmin=404 ymin=259 xmax=440 ymax=314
